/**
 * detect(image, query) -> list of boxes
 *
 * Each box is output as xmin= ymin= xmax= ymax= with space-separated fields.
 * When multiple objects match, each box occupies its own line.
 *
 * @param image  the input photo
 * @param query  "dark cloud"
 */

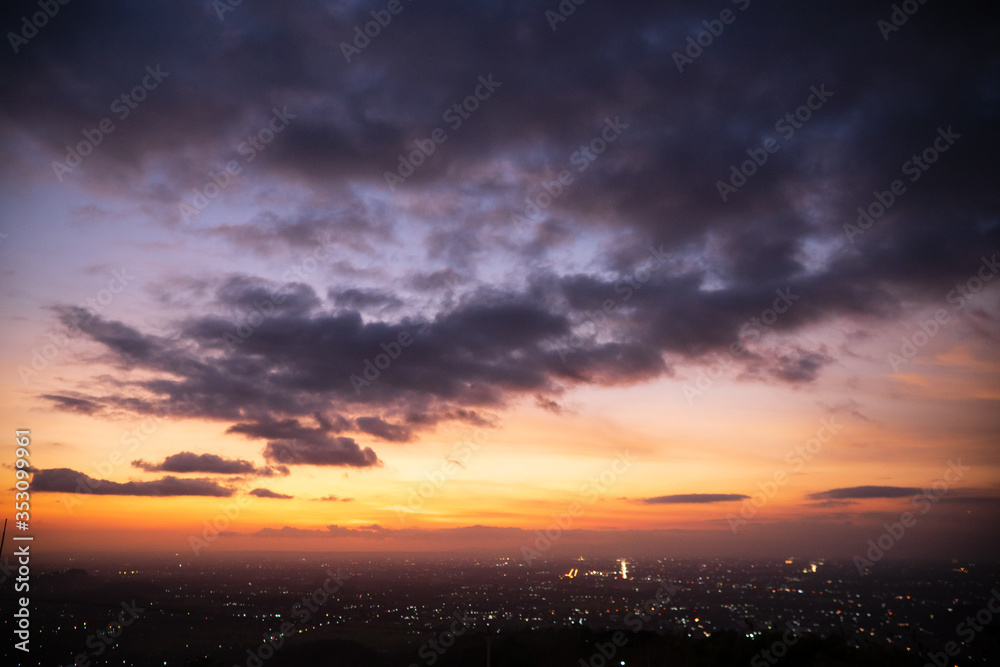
xmin=817 ymin=399 xmax=873 ymax=423
xmin=312 ymin=495 xmax=353 ymax=502
xmin=55 ymin=306 xmax=162 ymax=364
xmin=41 ymin=394 xmax=101 ymax=415
xmin=10 ymin=0 xmax=998 ymax=475
xmin=227 ymin=417 xmax=380 ymax=467
xmin=31 ymin=468 xmax=234 ymax=497
xmin=1 ymin=0 xmax=994 ymax=272
xmin=808 ymin=486 xmax=922 ymax=500
xmin=769 ymin=349 xmax=833 ymax=383
xmin=249 ymin=488 xmax=294 ymax=499
xmin=355 ymin=416 xmax=412 ymax=443
xmin=132 ymin=452 xmax=258 ymax=474
xmin=404 ymin=409 xmax=497 ymax=428
xmin=808 ymin=499 xmax=857 ymax=509
xmin=38 ymin=273 xmax=867 ymax=459
xmin=256 ymin=465 xmax=292 ymax=478
xmin=534 ymin=394 xmax=568 ymax=414
xmin=207 ymin=206 xmax=393 ymax=257
xmin=213 ymin=275 xmax=322 ymax=317
xmin=742 ymin=347 xmax=835 ymax=384
xmin=409 ymin=269 xmax=467 ymax=293
xmin=261 ymin=438 xmax=379 ymax=468
xmin=641 ymin=494 xmax=750 ymax=504
xmin=332 ymin=288 xmax=404 ymax=311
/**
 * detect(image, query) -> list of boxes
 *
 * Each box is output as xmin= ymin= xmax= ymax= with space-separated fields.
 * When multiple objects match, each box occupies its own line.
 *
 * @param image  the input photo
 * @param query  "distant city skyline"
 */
xmin=4 ymin=554 xmax=998 ymax=665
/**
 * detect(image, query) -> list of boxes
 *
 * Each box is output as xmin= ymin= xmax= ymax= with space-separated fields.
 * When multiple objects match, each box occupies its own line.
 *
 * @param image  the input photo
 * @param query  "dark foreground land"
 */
xmin=1 ymin=553 xmax=997 ymax=665
xmin=2 ymin=623 xmax=937 ymax=667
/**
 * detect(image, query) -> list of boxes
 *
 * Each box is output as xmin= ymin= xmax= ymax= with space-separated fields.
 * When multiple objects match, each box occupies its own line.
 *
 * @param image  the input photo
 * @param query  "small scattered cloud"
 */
xmin=807 ymin=499 xmax=857 ymax=508
xmin=355 ymin=417 xmax=413 ymax=443
xmin=534 ymin=394 xmax=569 ymax=415
xmin=41 ymin=394 xmax=101 ymax=415
xmin=641 ymin=493 xmax=750 ymax=504
xmin=807 ymin=486 xmax=921 ymax=500
xmin=132 ymin=452 xmax=258 ymax=474
xmin=817 ymin=399 xmax=874 ymax=423
xmin=31 ymin=468 xmax=233 ymax=497
xmin=249 ymin=488 xmax=293 ymax=499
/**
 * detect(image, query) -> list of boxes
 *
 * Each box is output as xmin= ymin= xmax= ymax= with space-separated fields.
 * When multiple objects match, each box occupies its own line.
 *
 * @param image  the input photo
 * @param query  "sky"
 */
xmin=1 ymin=0 xmax=998 ymax=561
